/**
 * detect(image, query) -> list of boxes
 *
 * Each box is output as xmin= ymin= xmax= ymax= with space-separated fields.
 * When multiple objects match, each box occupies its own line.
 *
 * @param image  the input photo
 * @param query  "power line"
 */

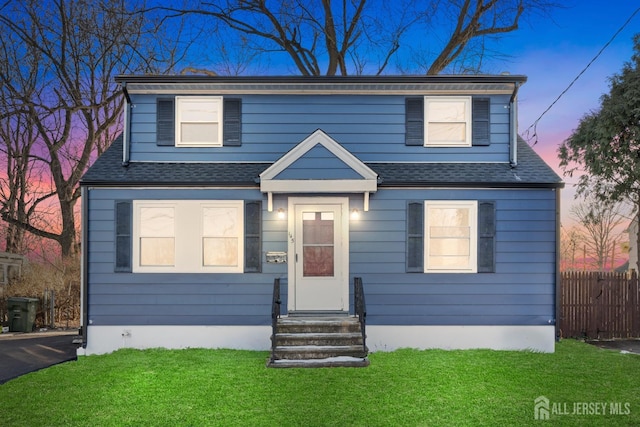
xmin=524 ymin=6 xmax=640 ymax=145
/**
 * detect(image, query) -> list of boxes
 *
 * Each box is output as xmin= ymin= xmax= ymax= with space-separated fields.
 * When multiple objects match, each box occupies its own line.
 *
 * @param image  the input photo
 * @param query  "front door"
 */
xmin=288 ymin=197 xmax=349 ymax=312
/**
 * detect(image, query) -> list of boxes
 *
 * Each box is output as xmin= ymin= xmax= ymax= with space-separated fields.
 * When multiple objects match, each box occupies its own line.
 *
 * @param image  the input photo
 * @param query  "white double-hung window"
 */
xmin=175 ymin=97 xmax=223 ymax=147
xmin=133 ymin=200 xmax=243 ymax=273
xmin=425 ymin=201 xmax=478 ymax=273
xmin=424 ymin=96 xmax=472 ymax=147
xmin=138 ymin=204 xmax=176 ymax=267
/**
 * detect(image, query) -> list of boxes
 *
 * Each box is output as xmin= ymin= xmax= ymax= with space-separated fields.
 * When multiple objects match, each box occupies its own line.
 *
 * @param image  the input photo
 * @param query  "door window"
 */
xmin=302 ymin=211 xmax=334 ymax=277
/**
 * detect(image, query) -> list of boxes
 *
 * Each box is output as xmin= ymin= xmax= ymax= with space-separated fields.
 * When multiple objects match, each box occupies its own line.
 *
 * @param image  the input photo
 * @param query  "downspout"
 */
xmin=122 ymin=82 xmax=132 ymax=166
xmin=80 ymin=185 xmax=89 ymax=350
xmin=509 ymin=82 xmax=521 ymax=167
xmin=555 ymin=188 xmax=561 ymax=341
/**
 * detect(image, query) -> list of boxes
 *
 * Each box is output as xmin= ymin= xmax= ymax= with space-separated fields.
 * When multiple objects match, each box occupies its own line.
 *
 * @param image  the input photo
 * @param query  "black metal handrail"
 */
xmin=354 ymin=276 xmax=366 ymax=352
xmin=271 ymin=278 xmax=281 ymax=355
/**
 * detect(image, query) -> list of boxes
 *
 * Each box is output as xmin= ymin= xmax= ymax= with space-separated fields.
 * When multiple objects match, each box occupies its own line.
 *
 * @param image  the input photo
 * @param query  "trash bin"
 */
xmin=8 ymin=297 xmax=39 ymax=332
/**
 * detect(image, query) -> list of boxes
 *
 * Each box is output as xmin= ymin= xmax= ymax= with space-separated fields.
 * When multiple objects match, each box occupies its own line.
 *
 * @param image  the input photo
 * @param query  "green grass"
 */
xmin=1 ymin=340 xmax=639 ymax=426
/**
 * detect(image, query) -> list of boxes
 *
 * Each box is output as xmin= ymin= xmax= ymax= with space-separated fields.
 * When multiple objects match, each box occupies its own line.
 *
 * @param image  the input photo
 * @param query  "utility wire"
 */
xmin=524 ymin=6 xmax=640 ymax=145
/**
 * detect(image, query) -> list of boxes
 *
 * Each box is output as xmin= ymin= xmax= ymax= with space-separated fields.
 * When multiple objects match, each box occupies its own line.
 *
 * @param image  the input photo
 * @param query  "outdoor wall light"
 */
xmin=277 ymin=208 xmax=286 ymax=220
xmin=350 ymin=208 xmax=360 ymax=220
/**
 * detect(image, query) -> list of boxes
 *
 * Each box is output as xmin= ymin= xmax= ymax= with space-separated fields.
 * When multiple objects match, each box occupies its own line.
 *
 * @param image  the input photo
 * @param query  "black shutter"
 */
xmin=478 ymin=201 xmax=496 ymax=273
xmin=115 ymin=201 xmax=132 ymax=272
xmin=244 ymin=201 xmax=261 ymax=272
xmin=156 ymin=98 xmax=175 ymax=146
xmin=472 ymin=98 xmax=490 ymax=146
xmin=223 ymin=98 xmax=242 ymax=146
xmin=407 ymin=201 xmax=424 ymax=272
xmin=405 ymin=98 xmax=424 ymax=146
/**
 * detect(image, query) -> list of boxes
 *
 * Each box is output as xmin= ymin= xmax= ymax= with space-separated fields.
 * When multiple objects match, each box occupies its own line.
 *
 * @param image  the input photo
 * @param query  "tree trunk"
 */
xmin=58 ymin=199 xmax=77 ymax=258
xmin=5 ymin=224 xmax=25 ymax=253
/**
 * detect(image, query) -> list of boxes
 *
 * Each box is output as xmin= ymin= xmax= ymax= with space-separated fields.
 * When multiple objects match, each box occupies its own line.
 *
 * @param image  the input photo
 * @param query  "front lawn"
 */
xmin=1 ymin=340 xmax=638 ymax=426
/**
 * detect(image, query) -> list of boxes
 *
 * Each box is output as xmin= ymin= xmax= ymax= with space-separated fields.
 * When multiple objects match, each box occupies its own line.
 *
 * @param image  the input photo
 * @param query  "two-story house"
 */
xmin=79 ymin=75 xmax=563 ymax=364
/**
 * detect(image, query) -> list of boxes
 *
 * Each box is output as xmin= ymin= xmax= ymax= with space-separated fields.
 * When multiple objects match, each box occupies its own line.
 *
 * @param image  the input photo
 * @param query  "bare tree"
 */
xmin=0 ymin=26 xmax=52 ymax=254
xmin=156 ymin=0 xmax=557 ymax=76
xmin=425 ymin=0 xmax=530 ymax=75
xmin=0 ymin=0 xmax=184 ymax=257
xmin=559 ymin=226 xmax=583 ymax=272
xmin=570 ymin=199 xmax=628 ymax=271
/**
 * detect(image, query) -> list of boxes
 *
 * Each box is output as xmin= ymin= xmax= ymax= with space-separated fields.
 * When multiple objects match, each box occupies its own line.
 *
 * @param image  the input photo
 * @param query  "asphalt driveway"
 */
xmin=0 ymin=331 xmax=79 ymax=384
xmin=586 ymin=339 xmax=640 ymax=355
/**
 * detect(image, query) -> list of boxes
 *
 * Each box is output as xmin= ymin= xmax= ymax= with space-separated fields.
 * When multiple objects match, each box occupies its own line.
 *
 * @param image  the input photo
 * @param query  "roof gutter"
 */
xmin=555 ymin=188 xmax=561 ymax=341
xmin=121 ymin=83 xmax=131 ymax=167
xmin=114 ymin=74 xmax=529 ymax=85
xmin=80 ymin=185 xmax=89 ymax=350
xmin=509 ymin=81 xmax=522 ymax=168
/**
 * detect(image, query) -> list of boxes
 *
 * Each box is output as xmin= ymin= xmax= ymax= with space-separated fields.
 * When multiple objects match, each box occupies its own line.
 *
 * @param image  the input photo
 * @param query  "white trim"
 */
xmin=175 ymin=96 xmax=223 ymax=147
xmin=260 ymin=129 xmax=378 ymax=194
xmin=80 ymin=325 xmax=271 ymax=355
xmin=367 ymin=325 xmax=555 ymax=353
xmin=287 ymin=197 xmax=349 ymax=312
xmin=132 ymin=200 xmax=244 ymax=273
xmin=424 ymin=200 xmax=478 ymax=273
xmin=424 ymin=96 xmax=472 ymax=147
xmin=261 ymin=179 xmax=377 ymax=193
xmin=78 ymin=324 xmax=555 ymax=356
xmin=127 ymin=88 xmax=516 ymax=96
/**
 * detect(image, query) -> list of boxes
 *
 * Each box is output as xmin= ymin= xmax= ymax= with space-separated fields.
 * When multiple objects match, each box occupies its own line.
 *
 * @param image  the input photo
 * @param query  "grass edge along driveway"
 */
xmin=1 ymin=340 xmax=639 ymax=426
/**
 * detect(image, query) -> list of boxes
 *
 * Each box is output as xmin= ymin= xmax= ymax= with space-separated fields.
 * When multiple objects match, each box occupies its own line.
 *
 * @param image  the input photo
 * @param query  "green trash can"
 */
xmin=8 ymin=297 xmax=39 ymax=332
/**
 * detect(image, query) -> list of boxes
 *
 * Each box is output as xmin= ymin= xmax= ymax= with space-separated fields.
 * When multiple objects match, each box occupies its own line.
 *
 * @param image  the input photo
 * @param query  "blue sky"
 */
xmin=503 ymin=1 xmax=639 ymax=224
xmin=185 ymin=1 xmax=638 ymax=225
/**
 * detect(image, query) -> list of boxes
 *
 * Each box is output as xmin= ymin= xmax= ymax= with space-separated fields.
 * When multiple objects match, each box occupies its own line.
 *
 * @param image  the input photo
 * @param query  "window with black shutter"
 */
xmin=405 ymin=98 xmax=424 ymax=146
xmin=244 ymin=201 xmax=262 ymax=273
xmin=115 ymin=200 xmax=132 ymax=272
xmin=223 ymin=98 xmax=242 ymax=147
xmin=156 ymin=97 xmax=242 ymax=147
xmin=156 ymin=98 xmax=175 ymax=146
xmin=477 ymin=201 xmax=496 ymax=273
xmin=406 ymin=201 xmax=424 ymax=272
xmin=472 ymin=98 xmax=490 ymax=146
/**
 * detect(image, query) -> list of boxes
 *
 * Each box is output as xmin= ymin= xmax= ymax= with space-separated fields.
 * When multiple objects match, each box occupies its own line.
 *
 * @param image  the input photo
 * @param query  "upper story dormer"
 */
xmin=115 ymin=74 xmax=526 ymax=165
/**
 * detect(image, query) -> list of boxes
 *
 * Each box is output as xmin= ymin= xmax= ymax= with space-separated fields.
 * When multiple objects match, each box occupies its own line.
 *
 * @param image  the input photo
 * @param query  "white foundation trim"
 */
xmin=78 ymin=324 xmax=555 ymax=356
xmin=80 ymin=325 xmax=271 ymax=356
xmin=366 ymin=325 xmax=555 ymax=353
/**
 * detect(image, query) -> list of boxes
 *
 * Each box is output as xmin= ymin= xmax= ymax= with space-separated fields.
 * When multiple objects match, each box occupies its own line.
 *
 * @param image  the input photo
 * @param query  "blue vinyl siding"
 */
xmin=352 ymin=188 xmax=557 ymax=326
xmin=128 ymin=94 xmax=511 ymax=163
xmin=274 ymin=145 xmax=362 ymax=180
xmin=87 ymin=186 xmax=556 ymax=327
xmin=87 ymin=188 xmax=285 ymax=326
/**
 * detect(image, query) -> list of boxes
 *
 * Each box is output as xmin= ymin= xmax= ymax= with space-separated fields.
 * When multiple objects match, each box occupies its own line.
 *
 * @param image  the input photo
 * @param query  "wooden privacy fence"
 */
xmin=561 ymin=271 xmax=640 ymax=339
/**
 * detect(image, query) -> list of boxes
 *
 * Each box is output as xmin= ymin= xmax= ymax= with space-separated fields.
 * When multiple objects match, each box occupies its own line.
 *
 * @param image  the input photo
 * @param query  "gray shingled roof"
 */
xmin=371 ymin=139 xmax=563 ymax=188
xmin=81 ymin=137 xmax=268 ymax=186
xmin=81 ymin=137 xmax=562 ymax=188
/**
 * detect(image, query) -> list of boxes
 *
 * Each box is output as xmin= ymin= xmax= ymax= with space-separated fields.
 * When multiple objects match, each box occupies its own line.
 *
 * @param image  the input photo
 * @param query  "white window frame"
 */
xmin=424 ymin=96 xmax=472 ymax=147
xmin=133 ymin=200 xmax=244 ymax=273
xmin=424 ymin=200 xmax=477 ymax=273
xmin=175 ymin=96 xmax=223 ymax=147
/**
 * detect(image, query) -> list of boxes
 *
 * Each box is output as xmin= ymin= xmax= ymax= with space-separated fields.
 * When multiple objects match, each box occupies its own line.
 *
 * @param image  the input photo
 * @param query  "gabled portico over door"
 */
xmin=259 ymin=129 xmax=378 ymax=312
xmin=288 ymin=197 xmax=349 ymax=312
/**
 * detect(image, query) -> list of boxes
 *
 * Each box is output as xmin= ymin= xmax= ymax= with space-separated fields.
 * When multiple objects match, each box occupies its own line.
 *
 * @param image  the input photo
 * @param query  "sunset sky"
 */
xmin=503 ymin=1 xmax=639 ymax=226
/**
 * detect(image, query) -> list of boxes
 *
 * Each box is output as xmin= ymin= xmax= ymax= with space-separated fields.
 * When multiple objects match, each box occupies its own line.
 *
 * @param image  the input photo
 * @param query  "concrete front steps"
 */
xmin=268 ymin=316 xmax=369 ymax=368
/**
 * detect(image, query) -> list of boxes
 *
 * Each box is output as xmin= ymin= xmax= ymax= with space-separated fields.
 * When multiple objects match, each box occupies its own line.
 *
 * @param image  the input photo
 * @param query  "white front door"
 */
xmin=288 ymin=197 xmax=349 ymax=312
